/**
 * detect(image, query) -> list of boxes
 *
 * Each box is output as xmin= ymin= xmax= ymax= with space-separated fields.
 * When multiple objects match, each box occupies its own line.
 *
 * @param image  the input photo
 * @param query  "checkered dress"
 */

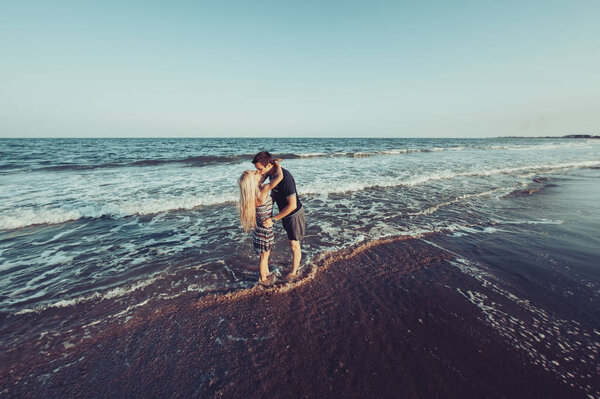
xmin=252 ymin=196 xmax=274 ymax=254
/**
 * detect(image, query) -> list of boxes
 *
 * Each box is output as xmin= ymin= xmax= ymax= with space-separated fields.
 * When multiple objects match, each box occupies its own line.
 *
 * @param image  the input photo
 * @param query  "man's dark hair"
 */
xmin=252 ymin=151 xmax=273 ymax=166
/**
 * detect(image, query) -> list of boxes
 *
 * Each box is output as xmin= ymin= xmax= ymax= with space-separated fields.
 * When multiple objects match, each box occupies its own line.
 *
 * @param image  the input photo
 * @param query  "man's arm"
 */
xmin=264 ymin=194 xmax=296 ymax=227
xmin=274 ymin=194 xmax=297 ymax=221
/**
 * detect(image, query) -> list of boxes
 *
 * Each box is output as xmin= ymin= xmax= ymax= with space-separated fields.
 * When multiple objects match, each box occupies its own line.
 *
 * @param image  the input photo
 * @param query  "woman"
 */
xmin=238 ymin=160 xmax=283 ymax=284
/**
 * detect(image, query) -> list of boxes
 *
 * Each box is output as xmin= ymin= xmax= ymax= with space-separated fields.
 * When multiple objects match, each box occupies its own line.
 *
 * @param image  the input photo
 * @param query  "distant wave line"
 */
xmin=5 ymin=142 xmax=591 ymax=173
xmin=1 ymin=141 xmax=594 ymax=174
xmin=0 ymin=149 xmax=463 ymax=173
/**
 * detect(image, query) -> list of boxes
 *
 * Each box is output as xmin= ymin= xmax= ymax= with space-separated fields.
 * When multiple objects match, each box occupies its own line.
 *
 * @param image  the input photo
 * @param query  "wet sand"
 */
xmin=0 ymin=237 xmax=583 ymax=398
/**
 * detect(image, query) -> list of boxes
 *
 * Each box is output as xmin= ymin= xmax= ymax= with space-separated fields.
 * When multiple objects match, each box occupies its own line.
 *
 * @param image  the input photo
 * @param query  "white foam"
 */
xmin=0 ymin=193 xmax=237 ymax=230
xmin=41 ymin=251 xmax=74 ymax=266
xmin=2 ymin=158 xmax=598 ymax=230
xmin=485 ymin=143 xmax=592 ymax=152
xmin=15 ymin=275 xmax=162 ymax=314
xmin=377 ymin=149 xmax=412 ymax=155
xmin=0 ymin=260 xmax=21 ymax=272
xmin=453 ymin=160 xmax=600 ymax=180
xmin=431 ymin=146 xmax=466 ymax=152
xmin=376 ymin=147 xmax=465 ymax=155
xmin=111 ymin=298 xmax=152 ymax=319
xmin=116 ymin=193 xmax=237 ymax=216
xmin=295 ymin=152 xmax=328 ymax=157
xmin=408 ymin=187 xmax=511 ymax=217
xmin=443 ymin=252 xmax=599 ymax=397
xmin=302 ymin=160 xmax=600 ymax=197
xmin=31 ymin=224 xmax=86 ymax=246
xmin=509 ymin=143 xmax=591 ymax=151
xmin=493 ymin=218 xmax=564 ymax=226
xmin=280 ymin=142 xmax=586 ymax=159
xmin=0 ymin=208 xmax=85 ymax=230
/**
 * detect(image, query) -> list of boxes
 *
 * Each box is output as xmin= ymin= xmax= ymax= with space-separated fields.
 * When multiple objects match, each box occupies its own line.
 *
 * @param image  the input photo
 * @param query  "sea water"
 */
xmin=1 ymin=137 xmax=599 ymax=360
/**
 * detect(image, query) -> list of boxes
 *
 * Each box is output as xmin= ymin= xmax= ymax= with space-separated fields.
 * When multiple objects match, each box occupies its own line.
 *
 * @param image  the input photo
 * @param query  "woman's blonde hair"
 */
xmin=238 ymin=170 xmax=259 ymax=233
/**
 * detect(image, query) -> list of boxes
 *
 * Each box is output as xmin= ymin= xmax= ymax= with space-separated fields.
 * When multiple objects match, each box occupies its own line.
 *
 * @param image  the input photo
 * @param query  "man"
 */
xmin=252 ymin=151 xmax=305 ymax=280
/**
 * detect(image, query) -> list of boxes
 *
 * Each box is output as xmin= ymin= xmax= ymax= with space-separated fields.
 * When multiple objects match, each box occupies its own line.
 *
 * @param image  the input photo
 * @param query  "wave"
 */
xmin=4 ymin=141 xmax=594 ymax=174
xmin=406 ymin=187 xmax=512 ymax=217
xmin=14 ymin=275 xmax=163 ymax=315
xmin=35 ymin=154 xmax=254 ymax=172
xmin=2 ymin=145 xmax=525 ymax=174
xmin=484 ymin=143 xmax=592 ymax=152
xmin=302 ymin=160 xmax=600 ymax=196
xmin=0 ymin=193 xmax=237 ymax=230
xmin=1 ymin=160 xmax=598 ymax=230
xmin=256 ymin=147 xmax=467 ymax=158
xmin=15 ymin=148 xmax=465 ymax=172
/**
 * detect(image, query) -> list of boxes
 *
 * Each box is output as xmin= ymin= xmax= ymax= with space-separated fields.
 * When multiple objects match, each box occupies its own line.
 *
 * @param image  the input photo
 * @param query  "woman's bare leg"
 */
xmin=259 ymin=250 xmax=271 ymax=282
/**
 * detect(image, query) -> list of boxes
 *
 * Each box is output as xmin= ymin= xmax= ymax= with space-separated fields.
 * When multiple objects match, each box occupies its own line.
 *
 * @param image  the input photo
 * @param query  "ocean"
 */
xmin=1 ymin=137 xmax=599 ymax=397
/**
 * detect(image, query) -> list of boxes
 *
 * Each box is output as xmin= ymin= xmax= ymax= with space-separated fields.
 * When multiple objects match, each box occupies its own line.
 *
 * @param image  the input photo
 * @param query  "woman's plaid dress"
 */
xmin=253 ymin=196 xmax=274 ymax=254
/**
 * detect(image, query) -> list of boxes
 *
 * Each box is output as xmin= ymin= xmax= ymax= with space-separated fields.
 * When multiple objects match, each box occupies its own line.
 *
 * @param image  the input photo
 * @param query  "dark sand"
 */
xmin=1 ymin=238 xmax=584 ymax=398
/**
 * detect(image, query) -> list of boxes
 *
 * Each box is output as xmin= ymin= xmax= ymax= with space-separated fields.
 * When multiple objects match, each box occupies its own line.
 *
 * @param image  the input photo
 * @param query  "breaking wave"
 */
xmin=2 ymin=160 xmax=598 ymax=230
xmin=8 ymin=141 xmax=590 ymax=173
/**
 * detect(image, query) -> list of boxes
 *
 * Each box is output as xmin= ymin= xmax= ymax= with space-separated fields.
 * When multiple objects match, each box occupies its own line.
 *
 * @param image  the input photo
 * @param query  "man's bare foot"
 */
xmin=284 ymin=273 xmax=298 ymax=282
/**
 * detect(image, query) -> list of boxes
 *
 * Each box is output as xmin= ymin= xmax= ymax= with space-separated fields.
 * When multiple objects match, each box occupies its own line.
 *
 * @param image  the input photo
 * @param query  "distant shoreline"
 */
xmin=498 ymin=134 xmax=600 ymax=139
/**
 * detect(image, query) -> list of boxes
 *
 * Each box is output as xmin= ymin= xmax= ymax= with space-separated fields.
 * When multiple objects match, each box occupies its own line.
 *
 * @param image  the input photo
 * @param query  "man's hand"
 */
xmin=263 ymin=217 xmax=274 ymax=228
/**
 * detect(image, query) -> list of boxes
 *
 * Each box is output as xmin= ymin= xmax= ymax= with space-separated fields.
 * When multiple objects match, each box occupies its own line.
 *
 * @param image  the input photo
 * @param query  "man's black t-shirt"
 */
xmin=270 ymin=168 xmax=302 ymax=218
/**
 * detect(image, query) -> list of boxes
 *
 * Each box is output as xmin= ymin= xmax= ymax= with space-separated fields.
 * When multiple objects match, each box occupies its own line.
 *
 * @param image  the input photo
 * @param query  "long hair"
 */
xmin=238 ymin=170 xmax=259 ymax=233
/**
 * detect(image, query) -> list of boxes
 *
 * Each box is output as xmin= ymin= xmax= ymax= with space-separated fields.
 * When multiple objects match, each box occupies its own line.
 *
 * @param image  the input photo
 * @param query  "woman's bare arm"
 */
xmin=260 ymin=161 xmax=283 ymax=193
xmin=258 ymin=173 xmax=268 ymax=186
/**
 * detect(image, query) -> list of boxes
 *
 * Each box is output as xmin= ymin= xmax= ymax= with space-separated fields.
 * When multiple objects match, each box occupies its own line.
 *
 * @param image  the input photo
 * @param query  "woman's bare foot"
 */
xmin=284 ymin=272 xmax=298 ymax=282
xmin=258 ymin=274 xmax=275 ymax=286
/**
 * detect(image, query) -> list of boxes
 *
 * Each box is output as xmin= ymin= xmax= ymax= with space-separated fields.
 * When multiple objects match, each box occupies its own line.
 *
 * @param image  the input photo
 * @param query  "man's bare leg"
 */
xmin=286 ymin=240 xmax=301 ymax=279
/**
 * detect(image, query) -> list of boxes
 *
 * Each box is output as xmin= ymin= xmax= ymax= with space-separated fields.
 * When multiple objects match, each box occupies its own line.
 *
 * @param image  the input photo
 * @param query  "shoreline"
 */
xmin=0 ymin=236 xmax=582 ymax=398
xmin=497 ymin=135 xmax=599 ymax=139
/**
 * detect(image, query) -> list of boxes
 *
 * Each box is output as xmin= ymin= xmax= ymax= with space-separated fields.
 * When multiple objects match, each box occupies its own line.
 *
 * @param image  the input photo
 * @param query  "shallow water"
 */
xmin=1 ymin=137 xmax=599 ymax=368
xmin=425 ymin=169 xmax=600 ymax=397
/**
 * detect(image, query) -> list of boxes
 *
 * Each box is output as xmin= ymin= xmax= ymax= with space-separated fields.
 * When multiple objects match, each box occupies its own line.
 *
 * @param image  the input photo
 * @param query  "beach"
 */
xmin=1 ymin=235 xmax=592 ymax=398
xmin=1 ymin=138 xmax=599 ymax=398
xmin=3 ymin=0 xmax=600 ymax=395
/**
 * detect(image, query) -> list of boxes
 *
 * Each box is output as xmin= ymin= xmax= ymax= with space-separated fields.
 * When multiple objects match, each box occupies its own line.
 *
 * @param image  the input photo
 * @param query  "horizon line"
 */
xmin=1 ymin=135 xmax=596 ymax=140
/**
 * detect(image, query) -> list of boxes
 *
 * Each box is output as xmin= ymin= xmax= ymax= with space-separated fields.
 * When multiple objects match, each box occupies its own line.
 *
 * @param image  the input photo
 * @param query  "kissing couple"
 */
xmin=238 ymin=151 xmax=306 ymax=285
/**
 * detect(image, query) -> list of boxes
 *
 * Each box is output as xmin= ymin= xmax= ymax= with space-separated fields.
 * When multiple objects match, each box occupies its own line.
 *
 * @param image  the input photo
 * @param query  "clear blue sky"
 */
xmin=1 ymin=0 xmax=599 ymax=137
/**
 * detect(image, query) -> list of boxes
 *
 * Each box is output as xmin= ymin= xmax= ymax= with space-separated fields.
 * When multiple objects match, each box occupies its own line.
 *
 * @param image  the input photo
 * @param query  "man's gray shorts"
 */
xmin=282 ymin=206 xmax=305 ymax=241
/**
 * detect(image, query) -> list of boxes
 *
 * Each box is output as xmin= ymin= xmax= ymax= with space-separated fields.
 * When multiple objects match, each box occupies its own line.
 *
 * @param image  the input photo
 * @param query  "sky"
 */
xmin=1 ymin=0 xmax=599 ymax=138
